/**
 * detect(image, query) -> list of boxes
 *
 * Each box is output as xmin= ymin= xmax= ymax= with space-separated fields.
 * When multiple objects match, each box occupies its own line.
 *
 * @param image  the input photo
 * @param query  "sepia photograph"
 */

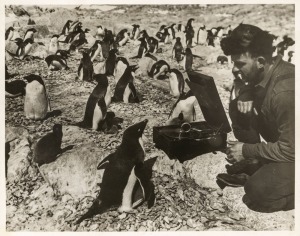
xmin=3 ymin=1 xmax=297 ymax=232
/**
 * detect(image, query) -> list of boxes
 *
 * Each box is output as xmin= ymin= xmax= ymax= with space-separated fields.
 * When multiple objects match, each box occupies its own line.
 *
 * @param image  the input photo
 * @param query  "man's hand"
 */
xmin=237 ymin=100 xmax=253 ymax=114
xmin=225 ymin=140 xmax=245 ymax=164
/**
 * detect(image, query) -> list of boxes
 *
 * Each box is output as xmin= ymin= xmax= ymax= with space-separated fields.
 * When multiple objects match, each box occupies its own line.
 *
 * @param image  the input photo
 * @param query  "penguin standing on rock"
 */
xmin=45 ymin=54 xmax=69 ymax=71
xmin=75 ymin=119 xmax=155 ymax=224
xmin=172 ymin=37 xmax=184 ymax=63
xmin=148 ymin=60 xmax=170 ymax=80
xmin=76 ymin=74 xmax=112 ymax=131
xmin=33 ymin=124 xmax=63 ymax=166
xmin=78 ymin=51 xmax=94 ymax=82
xmin=24 ymin=74 xmax=51 ymax=120
xmin=112 ymin=65 xmax=140 ymax=103
xmin=168 ymin=69 xmax=185 ymax=98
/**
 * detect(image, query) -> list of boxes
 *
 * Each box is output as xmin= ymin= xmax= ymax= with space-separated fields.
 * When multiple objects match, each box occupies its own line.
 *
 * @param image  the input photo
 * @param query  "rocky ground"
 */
xmin=5 ymin=4 xmax=295 ymax=232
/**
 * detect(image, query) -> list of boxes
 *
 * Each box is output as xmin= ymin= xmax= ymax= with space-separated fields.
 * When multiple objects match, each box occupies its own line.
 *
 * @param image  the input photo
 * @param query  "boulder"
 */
xmin=137 ymin=57 xmax=155 ymax=76
xmin=5 ymin=127 xmax=31 ymax=183
xmin=39 ymin=143 xmax=109 ymax=199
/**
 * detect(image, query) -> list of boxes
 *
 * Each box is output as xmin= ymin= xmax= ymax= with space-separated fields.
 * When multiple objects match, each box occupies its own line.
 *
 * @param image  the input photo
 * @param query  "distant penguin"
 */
xmin=177 ymin=24 xmax=182 ymax=32
xmin=113 ymin=65 xmax=140 ymax=103
xmin=163 ymin=28 xmax=171 ymax=44
xmin=61 ymin=20 xmax=73 ymax=36
xmin=106 ymin=49 xmax=118 ymax=76
xmin=45 ymin=55 xmax=69 ymax=70
xmin=28 ymin=18 xmax=36 ymax=25
xmin=33 ymin=124 xmax=63 ymax=165
xmin=77 ymin=74 xmax=112 ymax=130
xmin=169 ymin=69 xmax=185 ymax=98
xmin=131 ymin=24 xmax=141 ymax=40
xmin=23 ymin=28 xmax=36 ymax=41
xmin=78 ymin=51 xmax=94 ymax=82
xmin=130 ymin=38 xmax=148 ymax=59
xmin=197 ymin=25 xmax=207 ymax=45
xmin=156 ymin=25 xmax=166 ymax=41
xmin=148 ymin=60 xmax=170 ymax=80
xmin=5 ymin=27 xmax=14 ymax=41
xmin=89 ymin=40 xmax=102 ymax=62
xmin=24 ymin=74 xmax=50 ymax=120
xmin=172 ymin=37 xmax=184 ymax=63
xmin=96 ymin=25 xmax=104 ymax=36
xmin=140 ymin=30 xmax=158 ymax=53
xmin=5 ymin=80 xmax=26 ymax=98
xmin=100 ymin=39 xmax=111 ymax=59
xmin=104 ymin=29 xmax=115 ymax=46
xmin=48 ymin=35 xmax=59 ymax=55
xmin=75 ymin=119 xmax=155 ymax=224
xmin=182 ymin=48 xmax=193 ymax=72
xmin=217 ymin=55 xmax=228 ymax=64
xmin=207 ymin=30 xmax=215 ymax=46
xmin=166 ymin=90 xmax=196 ymax=125
xmin=168 ymin=24 xmax=176 ymax=39
xmin=185 ymin=18 xmax=195 ymax=48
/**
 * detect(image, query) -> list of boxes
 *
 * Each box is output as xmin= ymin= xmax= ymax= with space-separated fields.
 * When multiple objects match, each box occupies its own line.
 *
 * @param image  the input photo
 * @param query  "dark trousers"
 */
xmin=229 ymin=99 xmax=295 ymax=212
xmin=243 ymin=162 xmax=295 ymax=213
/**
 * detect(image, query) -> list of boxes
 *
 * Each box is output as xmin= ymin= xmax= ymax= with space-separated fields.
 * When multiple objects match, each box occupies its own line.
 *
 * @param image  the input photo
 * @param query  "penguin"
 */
xmin=61 ymin=20 xmax=73 ymax=36
xmin=23 ymin=28 xmax=36 ymax=41
xmin=112 ymin=65 xmax=140 ymax=103
xmin=172 ymin=37 xmax=184 ymax=63
xmin=148 ymin=60 xmax=170 ymax=80
xmin=60 ymin=26 xmax=84 ymax=44
xmin=45 ymin=55 xmax=69 ymax=71
xmin=48 ymin=35 xmax=59 ymax=55
xmin=185 ymin=18 xmax=195 ymax=48
xmin=156 ymin=25 xmax=166 ymax=41
xmin=118 ymin=32 xmax=130 ymax=47
xmin=217 ymin=55 xmax=228 ymax=64
xmin=131 ymin=24 xmax=140 ymax=40
xmin=96 ymin=25 xmax=105 ymax=38
xmin=168 ymin=24 xmax=176 ymax=39
xmin=76 ymin=74 xmax=111 ymax=130
xmin=115 ymin=29 xmax=128 ymax=45
xmin=5 ymin=80 xmax=26 ymax=98
xmin=75 ymin=119 xmax=155 ymax=224
xmin=130 ymin=38 xmax=148 ymax=59
xmin=88 ymin=40 xmax=102 ymax=62
xmin=104 ymin=29 xmax=115 ymax=46
xmin=207 ymin=30 xmax=215 ymax=47
xmin=69 ymin=20 xmax=81 ymax=33
xmin=168 ymin=69 xmax=185 ymax=98
xmin=140 ymin=30 xmax=158 ymax=53
xmin=69 ymin=37 xmax=88 ymax=52
xmin=177 ymin=24 xmax=182 ymax=32
xmin=181 ymin=47 xmax=193 ymax=72
xmin=163 ymin=28 xmax=171 ymax=44
xmin=101 ymin=111 xmax=123 ymax=134
xmin=216 ymin=27 xmax=224 ymax=39
xmin=56 ymin=49 xmax=70 ymax=59
xmin=28 ymin=18 xmax=36 ymax=25
xmin=114 ymin=57 xmax=130 ymax=83
xmin=33 ymin=124 xmax=63 ymax=166
xmin=24 ymin=74 xmax=50 ymax=120
xmin=16 ymin=38 xmax=34 ymax=60
xmin=166 ymin=90 xmax=196 ymax=125
xmin=225 ymin=25 xmax=232 ymax=36
xmin=5 ymin=27 xmax=14 ymax=41
xmin=100 ymin=39 xmax=111 ymax=59
xmin=106 ymin=49 xmax=118 ymax=76
xmin=78 ymin=51 xmax=94 ymax=82
xmin=197 ymin=25 xmax=207 ymax=45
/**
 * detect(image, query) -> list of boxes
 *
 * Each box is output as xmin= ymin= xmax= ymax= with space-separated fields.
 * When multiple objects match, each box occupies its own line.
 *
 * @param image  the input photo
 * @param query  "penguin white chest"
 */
xmin=123 ymin=84 xmax=131 ymax=103
xmin=92 ymin=102 xmax=103 ymax=130
xmin=169 ymin=73 xmax=179 ymax=97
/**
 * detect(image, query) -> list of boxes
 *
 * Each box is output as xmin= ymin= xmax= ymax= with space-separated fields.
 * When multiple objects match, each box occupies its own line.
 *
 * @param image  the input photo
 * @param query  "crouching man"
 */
xmin=217 ymin=23 xmax=295 ymax=213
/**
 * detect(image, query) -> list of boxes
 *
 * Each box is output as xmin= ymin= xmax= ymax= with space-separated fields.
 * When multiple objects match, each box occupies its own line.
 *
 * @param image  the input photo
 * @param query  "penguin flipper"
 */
xmin=128 ymin=82 xmax=139 ymax=103
xmin=97 ymin=153 xmax=115 ymax=169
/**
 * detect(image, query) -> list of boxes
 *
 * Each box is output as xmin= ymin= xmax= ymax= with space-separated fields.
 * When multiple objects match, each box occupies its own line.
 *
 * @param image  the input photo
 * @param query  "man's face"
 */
xmin=231 ymin=52 xmax=261 ymax=85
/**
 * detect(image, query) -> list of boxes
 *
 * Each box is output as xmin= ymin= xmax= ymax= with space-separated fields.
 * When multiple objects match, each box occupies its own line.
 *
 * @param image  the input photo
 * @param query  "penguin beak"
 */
xmin=137 ymin=119 xmax=148 ymax=136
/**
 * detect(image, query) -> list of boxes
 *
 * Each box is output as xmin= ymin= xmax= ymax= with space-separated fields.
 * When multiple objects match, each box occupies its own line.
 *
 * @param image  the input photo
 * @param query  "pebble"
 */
xmin=118 ymin=213 xmax=127 ymax=220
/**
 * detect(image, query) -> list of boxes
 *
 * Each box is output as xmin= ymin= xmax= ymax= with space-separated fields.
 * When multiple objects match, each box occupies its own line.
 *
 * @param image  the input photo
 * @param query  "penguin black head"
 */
xmin=187 ymin=18 xmax=195 ymax=26
xmin=53 ymin=124 xmax=63 ymax=137
xmin=84 ymin=28 xmax=90 ymax=33
xmin=27 ymin=28 xmax=37 ymax=33
xmin=159 ymin=25 xmax=166 ymax=31
xmin=185 ymin=47 xmax=192 ymax=55
xmin=8 ymin=26 xmax=14 ymax=31
xmin=14 ymin=38 xmax=23 ymax=45
xmin=24 ymin=74 xmax=45 ymax=86
xmin=23 ymin=38 xmax=34 ymax=45
xmin=97 ymin=25 xmax=102 ymax=29
xmin=52 ymin=34 xmax=59 ymax=39
xmin=122 ymin=119 xmax=148 ymax=142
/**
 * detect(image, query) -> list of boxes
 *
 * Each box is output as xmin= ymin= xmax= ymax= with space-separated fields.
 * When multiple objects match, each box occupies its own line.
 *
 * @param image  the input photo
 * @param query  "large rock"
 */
xmin=39 ymin=143 xmax=109 ymax=199
xmin=5 ymin=127 xmax=31 ymax=182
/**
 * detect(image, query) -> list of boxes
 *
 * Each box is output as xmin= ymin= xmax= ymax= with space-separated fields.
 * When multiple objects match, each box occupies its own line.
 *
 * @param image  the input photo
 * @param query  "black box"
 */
xmin=153 ymin=71 xmax=232 ymax=163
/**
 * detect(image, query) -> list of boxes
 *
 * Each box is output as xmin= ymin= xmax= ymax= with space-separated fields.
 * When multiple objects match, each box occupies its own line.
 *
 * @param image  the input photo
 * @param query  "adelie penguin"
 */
xmin=168 ymin=24 xmax=176 ymax=40
xmin=61 ymin=20 xmax=73 ymax=36
xmin=172 ymin=37 xmax=184 ymax=63
xmin=45 ymin=54 xmax=69 ymax=71
xmin=48 ymin=35 xmax=59 ymax=54
xmin=23 ymin=28 xmax=37 ymax=41
xmin=89 ymin=40 xmax=102 ymax=62
xmin=24 ymin=74 xmax=51 ymax=120
xmin=69 ymin=37 xmax=88 ymax=53
xmin=181 ymin=47 xmax=193 ymax=72
xmin=75 ymin=119 xmax=155 ymax=224
xmin=185 ymin=18 xmax=195 ymax=48
xmin=166 ymin=90 xmax=196 ymax=125
xmin=131 ymin=24 xmax=140 ymax=40
xmin=5 ymin=80 xmax=26 ymax=98
xmin=33 ymin=124 xmax=63 ymax=166
xmin=115 ymin=29 xmax=129 ymax=46
xmin=105 ymin=49 xmax=118 ymax=76
xmin=114 ymin=57 xmax=130 ymax=83
xmin=112 ymin=64 xmax=140 ymax=103
xmin=140 ymin=30 xmax=158 ymax=53
xmin=5 ymin=27 xmax=15 ymax=41
xmin=130 ymin=38 xmax=148 ymax=59
xmin=148 ymin=60 xmax=170 ymax=80
xmin=168 ymin=69 xmax=185 ymax=98
xmin=78 ymin=51 xmax=94 ymax=82
xmin=197 ymin=25 xmax=207 ymax=45
xmin=76 ymin=74 xmax=112 ymax=131
xmin=16 ymin=38 xmax=34 ymax=60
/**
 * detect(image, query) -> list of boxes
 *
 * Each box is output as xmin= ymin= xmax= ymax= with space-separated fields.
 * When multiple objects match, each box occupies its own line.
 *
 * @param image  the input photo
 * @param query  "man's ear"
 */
xmin=257 ymin=56 xmax=266 ymax=69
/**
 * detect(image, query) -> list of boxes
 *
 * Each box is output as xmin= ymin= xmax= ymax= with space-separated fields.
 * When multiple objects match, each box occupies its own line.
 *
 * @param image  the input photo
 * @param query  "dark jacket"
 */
xmin=242 ymin=56 xmax=295 ymax=162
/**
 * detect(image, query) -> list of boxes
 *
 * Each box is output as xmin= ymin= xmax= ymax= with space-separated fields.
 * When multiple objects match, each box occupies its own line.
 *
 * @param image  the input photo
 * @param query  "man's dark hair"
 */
xmin=221 ymin=23 xmax=274 ymax=61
